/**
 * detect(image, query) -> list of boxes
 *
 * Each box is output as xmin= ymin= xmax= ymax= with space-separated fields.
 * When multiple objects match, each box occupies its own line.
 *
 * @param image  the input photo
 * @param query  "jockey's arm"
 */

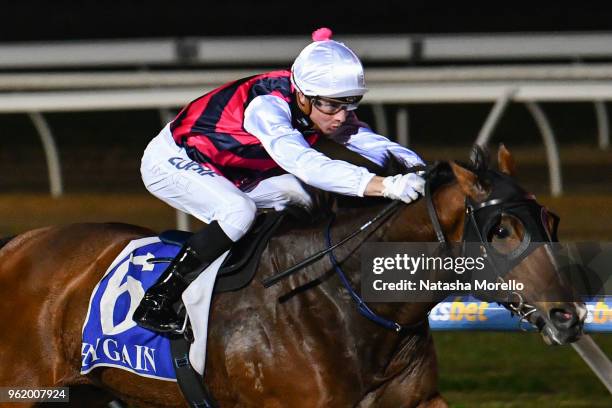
xmin=330 ymin=112 xmax=425 ymax=169
xmin=244 ymin=96 xmax=424 ymax=202
xmin=244 ymin=95 xmax=382 ymax=197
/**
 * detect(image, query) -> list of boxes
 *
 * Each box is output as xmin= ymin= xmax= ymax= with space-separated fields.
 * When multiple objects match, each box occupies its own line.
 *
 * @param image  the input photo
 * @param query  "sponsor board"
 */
xmin=429 ymin=296 xmax=612 ymax=332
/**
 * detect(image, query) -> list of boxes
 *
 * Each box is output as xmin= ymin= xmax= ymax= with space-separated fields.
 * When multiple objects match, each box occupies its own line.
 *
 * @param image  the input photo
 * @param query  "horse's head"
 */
xmin=388 ymin=145 xmax=586 ymax=345
xmin=449 ymin=145 xmax=586 ymax=344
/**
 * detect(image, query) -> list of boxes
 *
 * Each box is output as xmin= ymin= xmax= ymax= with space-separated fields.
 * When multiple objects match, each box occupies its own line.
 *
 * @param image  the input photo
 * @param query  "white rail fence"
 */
xmin=4 ymin=32 xmax=612 ymax=68
xmin=1 ymin=66 xmax=611 ymax=201
xmin=3 ymin=31 xmax=612 ymax=200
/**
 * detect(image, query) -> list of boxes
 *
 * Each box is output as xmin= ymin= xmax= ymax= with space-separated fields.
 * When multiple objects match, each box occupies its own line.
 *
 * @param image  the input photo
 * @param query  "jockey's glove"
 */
xmin=382 ymin=173 xmax=425 ymax=203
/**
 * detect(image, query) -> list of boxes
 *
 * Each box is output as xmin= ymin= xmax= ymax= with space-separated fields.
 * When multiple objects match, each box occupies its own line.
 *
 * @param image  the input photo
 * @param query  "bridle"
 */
xmin=426 ymin=167 xmax=561 ymax=329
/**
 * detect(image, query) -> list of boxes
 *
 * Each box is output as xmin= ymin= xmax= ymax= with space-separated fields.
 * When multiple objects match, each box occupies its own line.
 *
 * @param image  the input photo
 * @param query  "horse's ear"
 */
xmin=497 ymin=143 xmax=516 ymax=177
xmin=450 ymin=161 xmax=488 ymax=201
xmin=470 ymin=144 xmax=489 ymax=173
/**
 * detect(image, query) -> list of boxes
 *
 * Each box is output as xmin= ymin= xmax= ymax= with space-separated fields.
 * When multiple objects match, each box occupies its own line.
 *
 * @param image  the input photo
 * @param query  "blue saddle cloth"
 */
xmin=81 ymin=237 xmax=181 ymax=381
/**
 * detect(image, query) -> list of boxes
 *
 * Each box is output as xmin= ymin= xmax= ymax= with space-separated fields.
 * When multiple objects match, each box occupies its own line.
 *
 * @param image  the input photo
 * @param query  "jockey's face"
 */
xmin=297 ymin=92 xmax=349 ymax=135
xmin=310 ymin=102 xmax=348 ymax=135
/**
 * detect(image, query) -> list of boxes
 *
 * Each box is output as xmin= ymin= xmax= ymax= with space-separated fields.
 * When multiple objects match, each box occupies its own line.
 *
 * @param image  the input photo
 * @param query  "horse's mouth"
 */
xmin=536 ymin=303 xmax=587 ymax=345
xmin=540 ymin=322 xmax=583 ymax=345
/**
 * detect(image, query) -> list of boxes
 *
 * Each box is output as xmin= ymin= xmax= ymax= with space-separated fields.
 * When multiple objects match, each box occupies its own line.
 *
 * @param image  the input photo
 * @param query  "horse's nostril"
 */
xmin=550 ymin=308 xmax=577 ymax=327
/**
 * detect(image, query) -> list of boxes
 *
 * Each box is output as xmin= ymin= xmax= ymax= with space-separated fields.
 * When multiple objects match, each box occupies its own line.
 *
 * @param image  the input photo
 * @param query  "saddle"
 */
xmin=159 ymin=210 xmax=286 ymax=293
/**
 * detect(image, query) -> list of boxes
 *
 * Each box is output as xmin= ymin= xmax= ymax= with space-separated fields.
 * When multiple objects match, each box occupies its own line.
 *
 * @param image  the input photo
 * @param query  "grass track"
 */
xmin=435 ymin=332 xmax=612 ymax=407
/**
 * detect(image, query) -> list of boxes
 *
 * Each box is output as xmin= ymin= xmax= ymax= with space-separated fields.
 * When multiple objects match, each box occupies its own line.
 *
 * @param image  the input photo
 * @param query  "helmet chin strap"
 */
xmin=292 ymin=91 xmax=317 ymax=132
xmin=296 ymin=91 xmax=312 ymax=116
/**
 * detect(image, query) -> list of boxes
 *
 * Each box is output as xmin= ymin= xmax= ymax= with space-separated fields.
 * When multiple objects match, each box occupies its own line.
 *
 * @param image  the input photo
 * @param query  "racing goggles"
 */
xmin=310 ymin=95 xmax=363 ymax=115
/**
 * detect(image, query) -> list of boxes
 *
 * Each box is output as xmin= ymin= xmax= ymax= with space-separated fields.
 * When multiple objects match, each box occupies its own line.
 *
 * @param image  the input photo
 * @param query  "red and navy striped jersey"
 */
xmin=170 ymin=70 xmax=319 ymax=189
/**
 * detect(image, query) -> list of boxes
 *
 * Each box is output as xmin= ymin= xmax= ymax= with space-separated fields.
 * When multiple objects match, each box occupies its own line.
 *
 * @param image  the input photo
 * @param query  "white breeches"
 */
xmin=140 ymin=125 xmax=313 ymax=241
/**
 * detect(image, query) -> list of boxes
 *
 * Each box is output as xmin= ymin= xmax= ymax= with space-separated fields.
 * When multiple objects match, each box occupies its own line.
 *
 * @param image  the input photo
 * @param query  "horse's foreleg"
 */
xmin=355 ymin=331 xmax=443 ymax=408
xmin=356 ymin=390 xmax=447 ymax=408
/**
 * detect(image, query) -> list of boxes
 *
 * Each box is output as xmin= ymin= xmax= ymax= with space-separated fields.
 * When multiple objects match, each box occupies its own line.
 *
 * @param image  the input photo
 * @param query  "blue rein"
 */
xmin=325 ymin=214 xmax=403 ymax=332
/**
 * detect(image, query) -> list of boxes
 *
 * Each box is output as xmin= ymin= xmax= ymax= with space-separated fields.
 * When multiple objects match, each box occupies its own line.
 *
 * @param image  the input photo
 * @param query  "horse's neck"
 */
xmin=316 ymin=203 xmax=440 ymax=320
xmin=269 ymin=193 xmax=461 ymax=370
xmin=383 ymin=182 xmax=465 ymax=242
xmin=308 ymin=204 xmax=445 ymax=379
xmin=322 ymin=185 xmax=465 ymax=330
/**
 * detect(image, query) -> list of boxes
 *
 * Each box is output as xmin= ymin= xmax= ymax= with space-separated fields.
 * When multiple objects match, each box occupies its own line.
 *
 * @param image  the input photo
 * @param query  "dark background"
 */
xmin=2 ymin=1 xmax=612 ymax=41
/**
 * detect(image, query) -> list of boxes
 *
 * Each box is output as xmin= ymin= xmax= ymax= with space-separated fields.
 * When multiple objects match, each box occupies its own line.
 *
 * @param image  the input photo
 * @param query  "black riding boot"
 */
xmin=133 ymin=221 xmax=233 ymax=333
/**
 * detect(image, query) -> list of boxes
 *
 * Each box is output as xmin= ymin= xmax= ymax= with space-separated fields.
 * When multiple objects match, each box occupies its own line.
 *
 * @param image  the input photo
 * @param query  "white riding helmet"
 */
xmin=291 ymin=28 xmax=368 ymax=98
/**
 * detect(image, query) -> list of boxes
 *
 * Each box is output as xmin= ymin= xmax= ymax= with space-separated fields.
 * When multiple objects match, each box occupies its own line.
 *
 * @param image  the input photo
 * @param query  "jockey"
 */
xmin=133 ymin=28 xmax=426 ymax=333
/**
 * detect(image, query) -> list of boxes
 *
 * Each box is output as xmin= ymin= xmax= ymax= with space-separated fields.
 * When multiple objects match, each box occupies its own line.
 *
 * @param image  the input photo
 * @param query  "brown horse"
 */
xmin=0 ymin=146 xmax=585 ymax=407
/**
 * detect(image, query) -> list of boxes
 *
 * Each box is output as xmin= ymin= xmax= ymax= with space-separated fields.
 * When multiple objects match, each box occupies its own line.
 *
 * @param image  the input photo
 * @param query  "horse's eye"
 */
xmin=493 ymin=226 xmax=510 ymax=239
xmin=488 ymin=214 xmax=526 ymax=255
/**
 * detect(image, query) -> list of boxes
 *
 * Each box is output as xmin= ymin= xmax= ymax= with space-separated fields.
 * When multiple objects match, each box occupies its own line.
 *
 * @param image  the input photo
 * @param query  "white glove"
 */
xmin=382 ymin=173 xmax=425 ymax=203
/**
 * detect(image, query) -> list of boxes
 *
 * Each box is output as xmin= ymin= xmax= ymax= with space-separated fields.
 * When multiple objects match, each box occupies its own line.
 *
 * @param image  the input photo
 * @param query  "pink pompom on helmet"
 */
xmin=312 ymin=27 xmax=333 ymax=42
